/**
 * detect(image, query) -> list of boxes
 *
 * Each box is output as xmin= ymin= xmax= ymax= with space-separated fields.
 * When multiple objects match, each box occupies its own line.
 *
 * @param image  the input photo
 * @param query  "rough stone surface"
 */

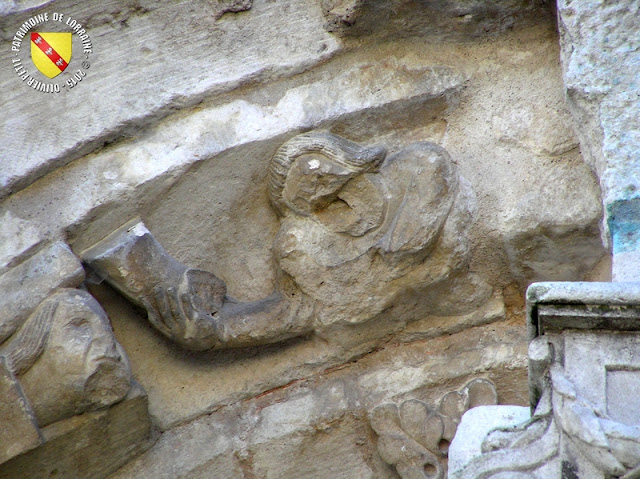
xmin=106 ymin=317 xmax=527 ymax=478
xmin=557 ymin=1 xmax=640 ymax=276
xmin=0 ymin=242 xmax=84 ymax=342
xmin=82 ymin=132 xmax=485 ymax=351
xmin=320 ymin=0 xmax=551 ymax=40
xmin=0 ymin=356 xmax=42 ymax=464
xmin=91 ymin=280 xmax=527 ymax=430
xmin=0 ymin=0 xmax=341 ymax=199
xmin=0 ymin=242 xmax=144 ymax=472
xmin=451 ymin=282 xmax=640 ymax=478
xmin=0 ymin=1 xmax=612 ymax=477
xmin=370 ymin=378 xmax=499 ymax=479
xmin=0 ymin=385 xmax=153 ymax=479
xmin=557 ymin=0 xmax=640 ymax=211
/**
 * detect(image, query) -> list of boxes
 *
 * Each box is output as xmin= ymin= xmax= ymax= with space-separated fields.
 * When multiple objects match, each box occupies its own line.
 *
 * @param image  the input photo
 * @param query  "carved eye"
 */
xmin=69 ymin=317 xmax=89 ymax=327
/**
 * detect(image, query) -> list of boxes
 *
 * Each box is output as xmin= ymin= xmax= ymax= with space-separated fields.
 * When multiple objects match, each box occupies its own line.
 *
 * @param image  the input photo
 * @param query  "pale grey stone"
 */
xmin=0 ymin=0 xmax=341 ymax=199
xmin=0 ymin=56 xmax=463 ymax=262
xmin=0 ymin=212 xmax=44 ymax=273
xmin=451 ymin=281 xmax=640 ymax=478
xmin=448 ymin=405 xmax=530 ymax=479
xmin=0 ymin=356 xmax=42 ymax=464
xmin=557 ymin=0 xmax=640 ymax=274
xmin=558 ymin=0 xmax=640 ymax=211
xmin=0 ymin=242 xmax=84 ymax=344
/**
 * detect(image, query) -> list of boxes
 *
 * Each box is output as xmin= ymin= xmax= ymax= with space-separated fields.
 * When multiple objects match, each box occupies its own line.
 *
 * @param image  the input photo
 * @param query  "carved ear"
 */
xmin=268 ymin=131 xmax=386 ymax=216
xmin=377 ymin=142 xmax=459 ymax=255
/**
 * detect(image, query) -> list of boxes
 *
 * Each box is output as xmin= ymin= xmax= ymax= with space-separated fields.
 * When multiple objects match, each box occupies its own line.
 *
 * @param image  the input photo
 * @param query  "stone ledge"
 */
xmin=0 ymin=0 xmax=340 ymax=199
xmin=0 ymin=384 xmax=153 ymax=479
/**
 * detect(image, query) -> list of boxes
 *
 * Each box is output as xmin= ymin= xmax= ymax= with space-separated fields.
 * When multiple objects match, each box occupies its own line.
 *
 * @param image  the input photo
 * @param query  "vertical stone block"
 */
xmin=0 ymin=357 xmax=42 ymax=464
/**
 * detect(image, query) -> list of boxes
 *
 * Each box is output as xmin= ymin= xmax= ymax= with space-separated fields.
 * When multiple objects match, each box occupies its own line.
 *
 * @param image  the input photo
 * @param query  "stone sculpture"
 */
xmin=369 ymin=378 xmax=498 ymax=479
xmin=0 ymin=243 xmax=132 ymax=465
xmin=83 ymin=131 xmax=483 ymax=350
xmin=450 ymin=282 xmax=640 ymax=479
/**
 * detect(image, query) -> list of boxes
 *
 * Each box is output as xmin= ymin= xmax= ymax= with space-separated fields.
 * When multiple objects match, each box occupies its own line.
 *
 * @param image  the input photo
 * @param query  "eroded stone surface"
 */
xmin=0 ymin=385 xmax=152 ymax=479
xmin=83 ymin=132 xmax=486 ymax=353
xmin=320 ymin=0 xmax=551 ymax=40
xmin=451 ymin=282 xmax=640 ymax=478
xmin=0 ymin=3 xmax=611 ymax=478
xmin=370 ymin=378 xmax=498 ymax=479
xmin=0 ymin=357 xmax=42 ymax=464
xmin=0 ymin=0 xmax=340 ymax=198
xmin=0 ymin=242 xmax=84 ymax=343
xmin=557 ymin=1 xmax=640 ymax=277
xmin=0 ymin=243 xmax=140 ymax=470
xmin=106 ymin=317 xmax=527 ymax=477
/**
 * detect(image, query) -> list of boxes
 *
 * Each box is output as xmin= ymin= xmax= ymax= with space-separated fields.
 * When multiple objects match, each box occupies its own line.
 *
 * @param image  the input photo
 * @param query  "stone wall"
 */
xmin=0 ymin=1 xmax=610 ymax=478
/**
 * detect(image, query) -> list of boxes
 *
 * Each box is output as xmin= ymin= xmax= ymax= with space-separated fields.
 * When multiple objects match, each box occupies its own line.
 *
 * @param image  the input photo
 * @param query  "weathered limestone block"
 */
xmin=450 ymin=282 xmax=640 ymax=478
xmin=320 ymin=0 xmax=551 ymax=40
xmin=0 ymin=356 xmax=42 ymax=464
xmin=107 ymin=381 xmax=392 ymax=479
xmin=83 ymin=131 xmax=488 ymax=351
xmin=0 ymin=54 xmax=463 ymax=262
xmin=0 ymin=242 xmax=84 ymax=343
xmin=0 ymin=384 xmax=152 ymax=479
xmin=557 ymin=1 xmax=640 ymax=278
xmin=0 ymin=212 xmax=45 ymax=272
xmin=370 ymin=378 xmax=498 ymax=479
xmin=88 ymin=279 xmax=519 ymax=429
xmin=106 ymin=316 xmax=527 ymax=478
xmin=0 ymin=0 xmax=341 ymax=198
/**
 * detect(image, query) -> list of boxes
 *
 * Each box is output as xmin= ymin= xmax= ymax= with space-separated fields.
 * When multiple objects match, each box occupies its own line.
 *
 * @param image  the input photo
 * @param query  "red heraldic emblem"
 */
xmin=30 ymin=32 xmax=72 ymax=79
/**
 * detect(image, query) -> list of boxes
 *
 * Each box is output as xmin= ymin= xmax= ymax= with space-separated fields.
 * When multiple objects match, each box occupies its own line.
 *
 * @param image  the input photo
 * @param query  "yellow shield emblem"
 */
xmin=30 ymin=32 xmax=72 ymax=79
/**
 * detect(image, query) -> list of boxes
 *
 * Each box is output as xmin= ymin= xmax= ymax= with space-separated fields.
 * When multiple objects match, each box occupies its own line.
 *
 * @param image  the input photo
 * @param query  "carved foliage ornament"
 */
xmin=370 ymin=378 xmax=498 ymax=479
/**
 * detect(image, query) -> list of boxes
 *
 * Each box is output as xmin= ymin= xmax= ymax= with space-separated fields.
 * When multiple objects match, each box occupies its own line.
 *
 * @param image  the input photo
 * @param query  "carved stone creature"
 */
xmin=369 ymin=378 xmax=498 ymax=479
xmin=82 ymin=222 xmax=313 ymax=351
xmin=271 ymin=131 xmax=479 ymax=326
xmin=83 ymin=131 xmax=482 ymax=350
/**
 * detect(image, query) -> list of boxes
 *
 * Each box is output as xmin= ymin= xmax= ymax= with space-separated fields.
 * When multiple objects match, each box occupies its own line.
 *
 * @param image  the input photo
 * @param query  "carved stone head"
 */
xmin=14 ymin=289 xmax=131 ymax=427
xmin=269 ymin=131 xmax=477 ymax=326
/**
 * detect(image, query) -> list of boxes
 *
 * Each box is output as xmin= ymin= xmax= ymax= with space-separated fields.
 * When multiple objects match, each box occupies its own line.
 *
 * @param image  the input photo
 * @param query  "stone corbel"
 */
xmin=0 ymin=242 xmax=134 ymax=465
xmin=82 ymin=130 xmax=485 ymax=351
